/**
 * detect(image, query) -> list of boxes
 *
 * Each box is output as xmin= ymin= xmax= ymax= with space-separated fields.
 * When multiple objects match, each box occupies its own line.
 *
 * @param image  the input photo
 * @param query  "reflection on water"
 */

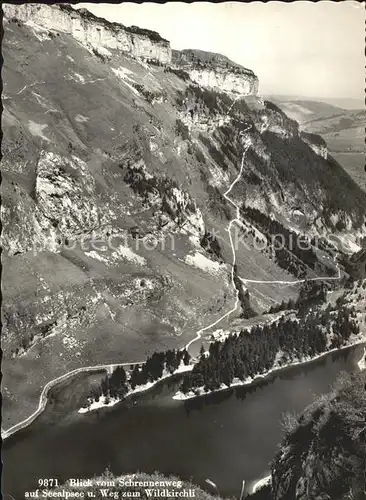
xmin=3 ymin=344 xmax=364 ymax=499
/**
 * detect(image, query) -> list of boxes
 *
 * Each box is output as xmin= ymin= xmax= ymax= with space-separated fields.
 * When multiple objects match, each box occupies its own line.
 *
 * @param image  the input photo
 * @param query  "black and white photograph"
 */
xmin=1 ymin=1 xmax=366 ymax=499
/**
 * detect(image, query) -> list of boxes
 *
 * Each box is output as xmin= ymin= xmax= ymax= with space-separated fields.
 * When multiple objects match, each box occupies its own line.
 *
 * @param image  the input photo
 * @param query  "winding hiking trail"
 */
xmin=186 ymin=123 xmax=253 ymax=349
xmin=2 ymin=97 xmax=341 ymax=441
xmin=186 ymin=99 xmax=341 ymax=348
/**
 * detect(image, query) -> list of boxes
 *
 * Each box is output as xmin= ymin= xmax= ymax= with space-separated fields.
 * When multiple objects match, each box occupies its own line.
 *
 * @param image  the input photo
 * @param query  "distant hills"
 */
xmin=269 ymin=96 xmax=365 ymax=192
xmin=264 ymin=95 xmax=364 ymax=111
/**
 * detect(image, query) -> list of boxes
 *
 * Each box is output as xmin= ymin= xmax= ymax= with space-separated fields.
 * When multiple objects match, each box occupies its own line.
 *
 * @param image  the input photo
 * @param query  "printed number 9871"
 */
xmin=38 ymin=479 xmax=59 ymax=488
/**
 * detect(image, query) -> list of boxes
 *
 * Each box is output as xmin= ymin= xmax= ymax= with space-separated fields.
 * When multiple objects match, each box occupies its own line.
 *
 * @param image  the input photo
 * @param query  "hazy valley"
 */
xmin=270 ymin=96 xmax=365 ymax=192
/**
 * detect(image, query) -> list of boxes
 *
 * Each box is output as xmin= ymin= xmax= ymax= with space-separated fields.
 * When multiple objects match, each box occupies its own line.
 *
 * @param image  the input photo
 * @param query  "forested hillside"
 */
xmin=271 ymin=370 xmax=366 ymax=500
xmin=179 ymin=304 xmax=360 ymax=396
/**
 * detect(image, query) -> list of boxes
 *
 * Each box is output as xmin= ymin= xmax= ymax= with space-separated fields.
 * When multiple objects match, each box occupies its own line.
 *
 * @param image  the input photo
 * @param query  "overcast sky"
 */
xmin=76 ymin=2 xmax=364 ymax=102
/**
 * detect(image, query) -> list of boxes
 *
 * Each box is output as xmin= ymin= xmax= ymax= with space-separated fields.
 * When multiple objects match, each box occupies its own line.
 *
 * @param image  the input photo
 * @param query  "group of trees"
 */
xmin=131 ymin=348 xmax=190 ymax=388
xmin=180 ymin=305 xmax=359 ymax=395
xmin=130 ymin=82 xmax=156 ymax=103
xmin=204 ymin=97 xmax=252 ymax=156
xmin=164 ymin=67 xmax=190 ymax=81
xmin=268 ymin=281 xmax=328 ymax=315
xmin=342 ymin=248 xmax=366 ymax=280
xmin=233 ymin=264 xmax=257 ymax=319
xmin=200 ymin=230 xmax=224 ymax=262
xmin=92 ymin=47 xmax=109 ymax=63
xmin=198 ymin=133 xmax=229 ymax=172
xmin=125 ymin=25 xmax=166 ymax=43
xmin=183 ymin=85 xmax=233 ymax=115
xmin=191 ymin=143 xmax=206 ymax=164
xmin=124 ymin=163 xmax=196 ymax=223
xmin=86 ymin=349 xmax=191 ymax=406
xmin=203 ymin=182 xmax=231 ymax=221
xmin=175 ymin=118 xmax=190 ymax=141
xmin=218 ymin=125 xmax=241 ymax=165
xmin=241 ymin=204 xmax=318 ymax=277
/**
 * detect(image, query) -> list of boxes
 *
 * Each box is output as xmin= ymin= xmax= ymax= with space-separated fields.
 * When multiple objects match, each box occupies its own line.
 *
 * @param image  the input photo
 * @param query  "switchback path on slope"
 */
xmin=2 ymin=96 xmax=341 ymax=440
xmin=185 ymin=124 xmax=253 ymax=349
xmin=186 ymin=97 xmax=340 ymax=347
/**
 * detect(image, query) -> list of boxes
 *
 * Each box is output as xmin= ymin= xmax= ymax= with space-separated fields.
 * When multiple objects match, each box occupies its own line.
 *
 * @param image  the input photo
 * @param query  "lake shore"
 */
xmin=173 ymin=335 xmax=366 ymax=401
xmin=1 ymin=362 xmax=139 ymax=441
xmin=250 ymin=474 xmax=272 ymax=494
xmin=3 ymin=333 xmax=365 ymax=442
xmin=227 ymin=340 xmax=366 ymax=499
xmin=3 ymin=337 xmax=365 ymax=500
xmin=78 ymin=363 xmax=193 ymax=414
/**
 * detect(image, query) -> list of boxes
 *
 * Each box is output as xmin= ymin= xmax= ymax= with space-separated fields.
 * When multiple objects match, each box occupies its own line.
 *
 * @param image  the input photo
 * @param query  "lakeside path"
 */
xmin=1 ymin=361 xmax=144 ymax=440
xmin=2 ymin=97 xmax=343 ymax=441
xmin=3 ymin=336 xmax=364 ymax=441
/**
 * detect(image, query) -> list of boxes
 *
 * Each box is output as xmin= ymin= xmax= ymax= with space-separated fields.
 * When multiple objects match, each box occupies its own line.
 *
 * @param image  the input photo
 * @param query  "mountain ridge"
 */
xmin=3 ymin=3 xmax=259 ymax=96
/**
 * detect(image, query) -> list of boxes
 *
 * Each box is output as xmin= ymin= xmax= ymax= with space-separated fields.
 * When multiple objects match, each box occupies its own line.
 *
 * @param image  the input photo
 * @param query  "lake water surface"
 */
xmin=3 ymin=344 xmax=364 ymax=499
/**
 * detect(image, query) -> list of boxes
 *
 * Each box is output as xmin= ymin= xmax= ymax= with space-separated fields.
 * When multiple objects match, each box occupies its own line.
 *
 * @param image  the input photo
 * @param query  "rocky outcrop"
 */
xmin=35 ymin=151 xmax=99 ymax=238
xmin=300 ymin=131 xmax=328 ymax=159
xmin=1 ymin=151 xmax=101 ymax=256
xmin=172 ymin=49 xmax=259 ymax=95
xmin=177 ymin=110 xmax=231 ymax=133
xmin=123 ymin=159 xmax=205 ymax=238
xmin=258 ymin=101 xmax=300 ymax=138
xmin=3 ymin=4 xmax=257 ymax=94
xmin=3 ymin=3 xmax=171 ymax=64
xmin=342 ymin=248 xmax=366 ymax=279
xmin=187 ymin=67 xmax=258 ymax=95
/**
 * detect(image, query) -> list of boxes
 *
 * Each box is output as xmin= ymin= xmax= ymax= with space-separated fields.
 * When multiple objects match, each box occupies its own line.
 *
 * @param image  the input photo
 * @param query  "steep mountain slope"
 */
xmin=2 ymin=3 xmax=366 ymax=430
xmin=271 ymin=97 xmax=365 ymax=191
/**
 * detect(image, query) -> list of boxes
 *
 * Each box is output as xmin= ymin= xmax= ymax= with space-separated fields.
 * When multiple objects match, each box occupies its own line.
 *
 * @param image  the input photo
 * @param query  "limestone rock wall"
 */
xmin=187 ymin=67 xmax=258 ymax=95
xmin=3 ymin=3 xmax=172 ymax=64
xmin=172 ymin=48 xmax=259 ymax=95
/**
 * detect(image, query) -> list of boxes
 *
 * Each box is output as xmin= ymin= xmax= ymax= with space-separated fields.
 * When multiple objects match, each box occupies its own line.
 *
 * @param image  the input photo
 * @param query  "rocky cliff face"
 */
xmin=3 ymin=3 xmax=172 ymax=64
xmin=173 ymin=49 xmax=259 ymax=95
xmin=3 ymin=4 xmax=260 ymax=96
